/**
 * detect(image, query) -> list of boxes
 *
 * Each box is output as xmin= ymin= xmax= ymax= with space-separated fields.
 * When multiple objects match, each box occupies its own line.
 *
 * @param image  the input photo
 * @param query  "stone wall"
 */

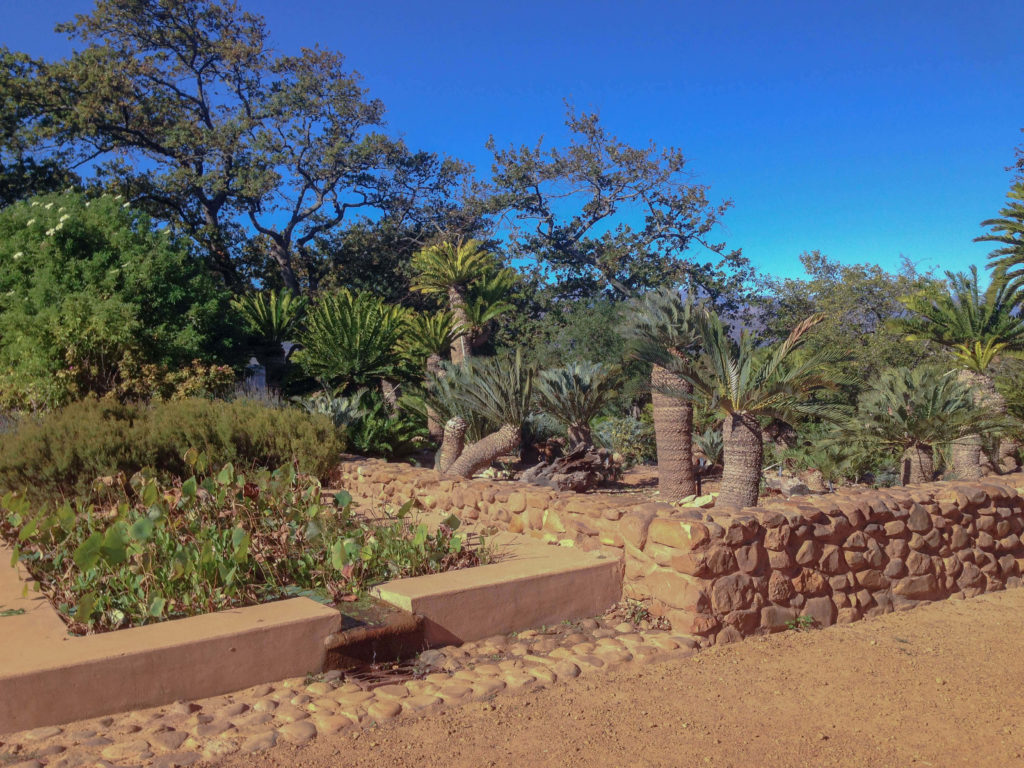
xmin=333 ymin=459 xmax=1024 ymax=647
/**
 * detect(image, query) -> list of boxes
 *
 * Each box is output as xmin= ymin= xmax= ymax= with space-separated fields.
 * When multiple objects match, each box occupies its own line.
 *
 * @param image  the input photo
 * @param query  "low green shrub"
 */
xmin=1 ymin=455 xmax=482 ymax=633
xmin=594 ymin=414 xmax=656 ymax=467
xmin=0 ymin=397 xmax=345 ymax=498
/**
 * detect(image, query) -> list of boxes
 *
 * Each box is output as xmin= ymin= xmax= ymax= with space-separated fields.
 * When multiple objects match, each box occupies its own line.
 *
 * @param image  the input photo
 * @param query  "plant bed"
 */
xmin=1 ymin=450 xmax=487 ymax=635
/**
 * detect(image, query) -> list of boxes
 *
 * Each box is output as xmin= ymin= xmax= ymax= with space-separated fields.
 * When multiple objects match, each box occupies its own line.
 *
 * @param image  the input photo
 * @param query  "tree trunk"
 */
xmin=269 ymin=238 xmax=300 ymax=293
xmin=566 ymin=423 xmax=592 ymax=447
xmin=650 ymin=363 xmax=696 ymax=501
xmin=719 ymin=412 xmax=763 ymax=510
xmin=425 ymin=353 xmax=444 ymax=443
xmin=448 ymin=286 xmax=471 ymax=365
xmin=436 ymin=416 xmax=467 ymax=474
xmin=380 ymin=379 xmax=399 ymax=412
xmin=951 ymin=368 xmax=1000 ymax=479
xmin=901 ymin=442 xmax=934 ymax=485
xmin=447 ymin=423 xmax=520 ymax=478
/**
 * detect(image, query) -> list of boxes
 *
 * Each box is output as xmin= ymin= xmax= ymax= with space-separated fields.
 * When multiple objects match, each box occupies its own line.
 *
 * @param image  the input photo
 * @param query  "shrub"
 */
xmin=594 ymin=413 xmax=656 ymax=467
xmin=0 ymin=397 xmax=345 ymax=498
xmin=0 ymin=192 xmax=239 ymax=409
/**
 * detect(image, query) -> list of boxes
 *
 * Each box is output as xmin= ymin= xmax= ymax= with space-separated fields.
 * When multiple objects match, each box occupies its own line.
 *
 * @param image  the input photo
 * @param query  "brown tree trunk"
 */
xmin=437 ymin=416 xmax=467 ymax=474
xmin=447 ymin=423 xmax=521 ymax=478
xmin=448 ymin=286 xmax=471 ymax=365
xmin=380 ymin=379 xmax=399 ymax=412
xmin=650 ymin=363 xmax=696 ymax=501
xmin=901 ymin=442 xmax=934 ymax=485
xmin=269 ymin=238 xmax=300 ymax=293
xmin=566 ymin=423 xmax=592 ymax=447
xmin=425 ymin=353 xmax=444 ymax=443
xmin=719 ymin=412 xmax=763 ymax=510
xmin=951 ymin=368 xmax=1002 ymax=479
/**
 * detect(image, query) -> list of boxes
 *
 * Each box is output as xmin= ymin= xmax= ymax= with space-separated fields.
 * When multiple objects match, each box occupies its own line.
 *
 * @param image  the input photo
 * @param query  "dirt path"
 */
xmin=222 ymin=589 xmax=1024 ymax=768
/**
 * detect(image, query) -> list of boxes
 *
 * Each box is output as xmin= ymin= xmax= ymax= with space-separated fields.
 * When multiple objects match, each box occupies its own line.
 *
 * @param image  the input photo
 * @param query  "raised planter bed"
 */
xmin=0 ymin=532 xmax=623 ymax=733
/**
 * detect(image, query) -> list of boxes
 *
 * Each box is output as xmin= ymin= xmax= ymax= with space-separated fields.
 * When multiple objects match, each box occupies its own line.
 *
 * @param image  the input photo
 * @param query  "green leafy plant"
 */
xmin=786 ymin=615 xmax=815 ymax=632
xmin=536 ymin=361 xmax=620 ymax=446
xmin=2 ymin=455 xmax=485 ymax=634
xmin=593 ymin=413 xmax=657 ymax=467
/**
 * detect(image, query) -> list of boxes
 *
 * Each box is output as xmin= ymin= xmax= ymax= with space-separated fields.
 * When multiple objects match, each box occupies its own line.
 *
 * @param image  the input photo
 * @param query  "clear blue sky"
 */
xmin=3 ymin=0 xmax=1023 ymax=280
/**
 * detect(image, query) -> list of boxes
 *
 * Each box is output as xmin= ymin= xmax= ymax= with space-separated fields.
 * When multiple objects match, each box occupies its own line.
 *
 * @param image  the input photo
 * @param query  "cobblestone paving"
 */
xmin=0 ymin=611 xmax=699 ymax=767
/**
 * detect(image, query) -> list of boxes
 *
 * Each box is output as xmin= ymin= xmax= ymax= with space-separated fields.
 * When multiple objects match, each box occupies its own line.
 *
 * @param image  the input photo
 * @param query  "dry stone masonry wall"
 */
xmin=334 ymin=459 xmax=1024 ymax=647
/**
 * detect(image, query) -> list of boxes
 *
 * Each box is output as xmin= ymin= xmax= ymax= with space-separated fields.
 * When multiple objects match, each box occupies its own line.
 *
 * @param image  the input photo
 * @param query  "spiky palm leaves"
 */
xmin=894 ymin=267 xmax=1024 ymax=477
xmin=622 ymin=287 xmax=702 ymax=501
xmin=423 ymin=350 xmax=535 ymax=477
xmin=977 ymin=182 xmax=1024 ymax=283
xmin=648 ymin=313 xmax=847 ymax=509
xmin=536 ymin=361 xmax=619 ymax=446
xmin=403 ymin=311 xmax=459 ymax=440
xmin=296 ymin=289 xmax=410 ymax=394
xmin=231 ymin=290 xmax=308 ymax=390
xmin=410 ymin=239 xmax=516 ymax=363
xmin=845 ymin=367 xmax=988 ymax=484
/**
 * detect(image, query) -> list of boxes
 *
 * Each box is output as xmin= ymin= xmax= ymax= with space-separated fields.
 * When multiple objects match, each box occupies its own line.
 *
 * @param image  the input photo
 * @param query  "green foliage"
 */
xmin=845 ymin=366 xmax=990 ymax=452
xmin=410 ymin=239 xmax=503 ymax=297
xmin=1 ymin=459 xmax=480 ymax=633
xmin=978 ymin=181 xmax=1024 ymax=282
xmin=536 ymin=361 xmax=620 ymax=442
xmin=232 ymin=290 xmax=307 ymax=345
xmin=0 ymin=398 xmax=345 ymax=499
xmin=297 ymin=389 xmax=427 ymax=459
xmin=424 ymin=350 xmax=535 ymax=431
xmin=693 ymin=427 xmax=723 ymax=466
xmin=895 ymin=267 xmax=1024 ymax=373
xmin=296 ymin=290 xmax=410 ymax=392
xmin=594 ymin=412 xmax=657 ymax=466
xmin=0 ymin=192 xmax=236 ymax=409
xmin=759 ymin=251 xmax=939 ymax=401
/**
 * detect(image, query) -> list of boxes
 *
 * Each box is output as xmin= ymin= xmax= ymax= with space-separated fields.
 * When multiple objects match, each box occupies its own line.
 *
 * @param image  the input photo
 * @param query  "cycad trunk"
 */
xmin=447 ymin=423 xmax=520 ymax=478
xmin=425 ymin=353 xmax=444 ymax=442
xmin=952 ymin=368 xmax=1002 ymax=479
xmin=437 ymin=416 xmax=467 ymax=474
xmin=719 ymin=412 xmax=763 ymax=510
xmin=650 ymin=363 xmax=696 ymax=501
xmin=380 ymin=379 xmax=399 ymax=412
xmin=567 ymin=423 xmax=592 ymax=447
xmin=901 ymin=442 xmax=934 ymax=485
xmin=448 ymin=286 xmax=471 ymax=365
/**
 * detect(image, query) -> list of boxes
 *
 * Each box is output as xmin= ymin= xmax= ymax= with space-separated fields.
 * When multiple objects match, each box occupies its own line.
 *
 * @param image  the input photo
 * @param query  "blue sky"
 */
xmin=4 ymin=0 xmax=1023 ymax=280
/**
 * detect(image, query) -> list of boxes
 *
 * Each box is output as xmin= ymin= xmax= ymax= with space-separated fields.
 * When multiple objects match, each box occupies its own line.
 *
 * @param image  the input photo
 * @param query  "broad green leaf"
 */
xmin=396 ymin=500 xmax=414 ymax=519
xmin=73 ymin=532 xmax=104 ymax=572
xmin=334 ymin=490 xmax=352 ymax=509
xmin=330 ymin=539 xmax=346 ymax=570
xmin=181 ymin=477 xmax=198 ymax=498
xmin=101 ymin=524 xmax=129 ymax=565
xmin=141 ymin=481 xmax=159 ymax=507
xmin=76 ymin=592 xmax=97 ymax=623
xmin=148 ymin=596 xmax=166 ymax=617
xmin=56 ymin=503 xmax=75 ymax=532
xmin=217 ymin=462 xmax=235 ymax=485
xmin=441 ymin=514 xmax=461 ymax=531
xmin=130 ymin=517 xmax=155 ymax=542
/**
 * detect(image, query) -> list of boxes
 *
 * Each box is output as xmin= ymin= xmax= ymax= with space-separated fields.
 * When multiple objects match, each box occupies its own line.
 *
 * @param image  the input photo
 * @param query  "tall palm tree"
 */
xmin=231 ymin=290 xmax=307 ymax=390
xmin=652 ymin=312 xmax=846 ymax=509
xmin=410 ymin=239 xmax=513 ymax=364
xmin=895 ymin=267 xmax=1024 ymax=478
xmin=404 ymin=310 xmax=458 ymax=440
xmin=623 ymin=288 xmax=702 ymax=502
xmin=536 ymin=361 xmax=620 ymax=446
xmin=845 ymin=367 xmax=987 ymax=485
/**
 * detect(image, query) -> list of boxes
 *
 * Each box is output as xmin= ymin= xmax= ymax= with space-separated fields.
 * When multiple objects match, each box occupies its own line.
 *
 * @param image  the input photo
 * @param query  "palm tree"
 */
xmin=296 ymin=290 xmax=410 ymax=398
xmin=536 ymin=361 xmax=620 ymax=446
xmin=623 ymin=288 xmax=702 ymax=502
xmin=845 ymin=367 xmax=987 ymax=485
xmin=464 ymin=269 xmax=517 ymax=353
xmin=977 ymin=181 xmax=1024 ymax=281
xmin=895 ymin=267 xmax=1024 ymax=478
xmin=404 ymin=310 xmax=458 ymax=441
xmin=410 ymin=239 xmax=513 ymax=364
xmin=424 ymin=350 xmax=534 ymax=478
xmin=653 ymin=312 xmax=846 ymax=509
xmin=231 ymin=290 xmax=307 ymax=390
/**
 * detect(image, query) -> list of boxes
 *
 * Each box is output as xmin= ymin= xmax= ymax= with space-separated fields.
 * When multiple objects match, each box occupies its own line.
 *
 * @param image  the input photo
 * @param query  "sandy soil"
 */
xmin=219 ymin=587 xmax=1024 ymax=768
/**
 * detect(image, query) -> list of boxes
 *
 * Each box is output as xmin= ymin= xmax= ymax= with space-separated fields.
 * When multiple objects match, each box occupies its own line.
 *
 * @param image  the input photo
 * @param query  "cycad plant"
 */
xmin=296 ymin=290 xmax=410 ymax=397
xmin=623 ymin=288 xmax=702 ymax=501
xmin=231 ymin=290 xmax=307 ymax=390
xmin=424 ymin=350 xmax=534 ymax=477
xmin=977 ymin=181 xmax=1024 ymax=282
xmin=410 ymin=239 xmax=515 ymax=364
xmin=403 ymin=310 xmax=458 ymax=441
xmin=536 ymin=361 xmax=620 ymax=446
xmin=844 ymin=366 xmax=990 ymax=485
xmin=649 ymin=312 xmax=846 ymax=509
xmin=895 ymin=267 xmax=1024 ymax=478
